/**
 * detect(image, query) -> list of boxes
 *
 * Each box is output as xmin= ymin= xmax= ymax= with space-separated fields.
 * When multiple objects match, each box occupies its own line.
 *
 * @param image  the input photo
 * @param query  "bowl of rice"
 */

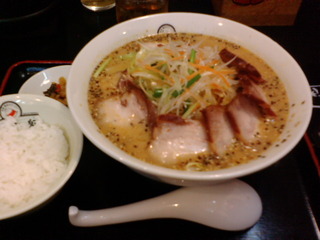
xmin=0 ymin=93 xmax=83 ymax=220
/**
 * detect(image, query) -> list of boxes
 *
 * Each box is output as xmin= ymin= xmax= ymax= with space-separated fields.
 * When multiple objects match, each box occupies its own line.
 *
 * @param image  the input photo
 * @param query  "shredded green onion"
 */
xmin=172 ymin=89 xmax=184 ymax=98
xmin=120 ymin=52 xmax=136 ymax=60
xmin=189 ymin=49 xmax=197 ymax=63
xmin=153 ymin=89 xmax=163 ymax=98
xmin=101 ymin=38 xmax=238 ymax=118
xmin=182 ymin=102 xmax=199 ymax=118
xmin=93 ymin=57 xmax=111 ymax=78
xmin=186 ymin=74 xmax=201 ymax=88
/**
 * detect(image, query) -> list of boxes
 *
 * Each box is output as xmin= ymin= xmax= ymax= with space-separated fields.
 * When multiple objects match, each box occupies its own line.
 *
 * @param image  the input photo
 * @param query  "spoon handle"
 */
xmin=69 ymin=192 xmax=178 ymax=227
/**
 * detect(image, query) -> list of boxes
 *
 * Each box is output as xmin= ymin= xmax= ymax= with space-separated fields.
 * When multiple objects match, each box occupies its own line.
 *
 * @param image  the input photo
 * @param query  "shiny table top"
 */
xmin=0 ymin=0 xmax=319 ymax=239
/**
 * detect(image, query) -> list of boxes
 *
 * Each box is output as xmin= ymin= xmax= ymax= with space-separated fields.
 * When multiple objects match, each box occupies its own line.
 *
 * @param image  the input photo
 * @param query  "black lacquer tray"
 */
xmin=0 ymin=61 xmax=319 ymax=240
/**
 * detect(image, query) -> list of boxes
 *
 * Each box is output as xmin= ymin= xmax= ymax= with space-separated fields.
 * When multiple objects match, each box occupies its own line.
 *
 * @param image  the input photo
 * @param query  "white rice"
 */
xmin=0 ymin=116 xmax=69 ymax=213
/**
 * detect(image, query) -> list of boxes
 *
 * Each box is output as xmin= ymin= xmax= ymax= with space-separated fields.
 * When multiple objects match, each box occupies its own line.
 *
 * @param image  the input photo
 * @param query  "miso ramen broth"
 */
xmin=88 ymin=33 xmax=289 ymax=171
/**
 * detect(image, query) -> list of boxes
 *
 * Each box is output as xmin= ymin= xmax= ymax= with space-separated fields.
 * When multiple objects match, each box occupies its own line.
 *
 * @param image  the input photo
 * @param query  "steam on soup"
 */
xmin=88 ymin=33 xmax=289 ymax=171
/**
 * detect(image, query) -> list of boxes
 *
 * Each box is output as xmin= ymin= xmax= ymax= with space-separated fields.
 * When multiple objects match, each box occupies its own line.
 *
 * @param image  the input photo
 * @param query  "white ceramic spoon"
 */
xmin=69 ymin=179 xmax=262 ymax=231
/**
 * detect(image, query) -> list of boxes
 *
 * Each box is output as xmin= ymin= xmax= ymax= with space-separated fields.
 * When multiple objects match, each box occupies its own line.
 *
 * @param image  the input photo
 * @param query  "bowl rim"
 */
xmin=18 ymin=65 xmax=71 ymax=95
xmin=67 ymin=12 xmax=313 ymax=183
xmin=0 ymin=93 xmax=83 ymax=220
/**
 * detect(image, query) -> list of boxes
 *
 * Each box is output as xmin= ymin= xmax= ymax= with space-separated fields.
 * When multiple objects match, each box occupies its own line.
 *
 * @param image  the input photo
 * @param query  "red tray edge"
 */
xmin=0 ymin=60 xmax=72 ymax=96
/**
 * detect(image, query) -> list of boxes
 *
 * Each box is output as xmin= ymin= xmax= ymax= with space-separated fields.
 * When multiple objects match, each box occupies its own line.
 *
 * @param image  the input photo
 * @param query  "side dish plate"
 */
xmin=18 ymin=65 xmax=70 ymax=95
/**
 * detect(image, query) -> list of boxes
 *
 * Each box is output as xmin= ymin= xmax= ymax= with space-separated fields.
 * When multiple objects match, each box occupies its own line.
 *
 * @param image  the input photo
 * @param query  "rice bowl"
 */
xmin=0 ymin=94 xmax=83 ymax=220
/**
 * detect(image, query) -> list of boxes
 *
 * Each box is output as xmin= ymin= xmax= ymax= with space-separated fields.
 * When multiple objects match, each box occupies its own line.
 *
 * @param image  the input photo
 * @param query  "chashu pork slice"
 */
xmin=202 ymin=105 xmax=235 ymax=156
xmin=96 ymin=75 xmax=157 ymax=128
xmin=96 ymin=92 xmax=148 ymax=127
xmin=149 ymin=114 xmax=209 ymax=166
xmin=219 ymin=48 xmax=266 ymax=84
xmin=240 ymin=76 xmax=277 ymax=117
xmin=227 ymin=94 xmax=262 ymax=144
xmin=118 ymin=76 xmax=157 ymax=129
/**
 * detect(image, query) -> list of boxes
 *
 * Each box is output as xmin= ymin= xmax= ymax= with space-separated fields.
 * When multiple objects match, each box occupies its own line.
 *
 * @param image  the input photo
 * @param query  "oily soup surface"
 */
xmin=88 ymin=33 xmax=289 ymax=171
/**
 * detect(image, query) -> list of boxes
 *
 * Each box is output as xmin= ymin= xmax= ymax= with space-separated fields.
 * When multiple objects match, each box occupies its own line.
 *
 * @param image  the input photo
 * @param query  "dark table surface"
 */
xmin=0 ymin=0 xmax=320 ymax=239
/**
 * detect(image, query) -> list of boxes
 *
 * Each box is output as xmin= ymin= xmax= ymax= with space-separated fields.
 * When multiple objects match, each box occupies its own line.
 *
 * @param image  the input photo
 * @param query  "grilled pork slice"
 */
xmin=149 ymin=114 xmax=209 ymax=166
xmin=219 ymin=48 xmax=265 ymax=84
xmin=240 ymin=76 xmax=276 ymax=117
xmin=96 ymin=92 xmax=148 ymax=127
xmin=202 ymin=105 xmax=235 ymax=156
xmin=227 ymin=94 xmax=262 ymax=144
xmin=96 ymin=73 xmax=157 ymax=128
xmin=118 ymin=75 xmax=157 ymax=128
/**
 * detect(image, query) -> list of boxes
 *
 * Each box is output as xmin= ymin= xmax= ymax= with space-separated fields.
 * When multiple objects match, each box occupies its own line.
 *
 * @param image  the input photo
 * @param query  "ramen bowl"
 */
xmin=67 ymin=13 xmax=312 ymax=186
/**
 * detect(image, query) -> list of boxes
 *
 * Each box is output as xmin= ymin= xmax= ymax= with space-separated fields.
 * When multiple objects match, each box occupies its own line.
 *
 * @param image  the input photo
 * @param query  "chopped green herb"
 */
xmin=186 ymin=74 xmax=201 ymax=88
xmin=189 ymin=49 xmax=197 ymax=63
xmin=153 ymin=89 xmax=163 ymax=98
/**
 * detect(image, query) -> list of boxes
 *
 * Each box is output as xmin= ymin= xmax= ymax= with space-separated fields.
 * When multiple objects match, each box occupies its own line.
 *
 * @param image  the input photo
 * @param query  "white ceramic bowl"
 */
xmin=67 ymin=13 xmax=312 ymax=186
xmin=19 ymin=65 xmax=71 ymax=95
xmin=0 ymin=94 xmax=83 ymax=220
